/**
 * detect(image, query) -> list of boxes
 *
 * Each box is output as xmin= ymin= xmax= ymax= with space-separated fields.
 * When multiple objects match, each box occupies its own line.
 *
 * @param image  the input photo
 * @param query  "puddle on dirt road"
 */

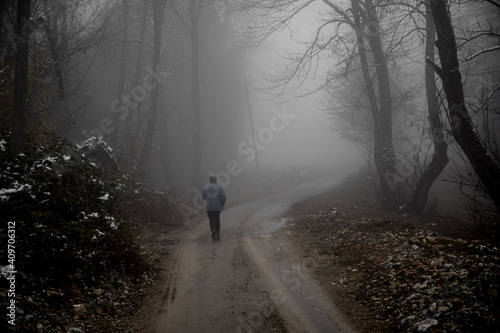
xmin=259 ymin=217 xmax=289 ymax=238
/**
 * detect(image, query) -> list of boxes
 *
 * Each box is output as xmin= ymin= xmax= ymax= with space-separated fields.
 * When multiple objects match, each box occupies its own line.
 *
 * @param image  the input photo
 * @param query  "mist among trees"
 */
xmin=1 ymin=0 xmax=500 ymax=223
xmin=1 ymin=1 xmax=500 ymax=331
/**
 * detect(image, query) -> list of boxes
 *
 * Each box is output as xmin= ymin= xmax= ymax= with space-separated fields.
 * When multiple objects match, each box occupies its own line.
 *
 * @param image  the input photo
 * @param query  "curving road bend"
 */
xmin=149 ymin=177 xmax=356 ymax=333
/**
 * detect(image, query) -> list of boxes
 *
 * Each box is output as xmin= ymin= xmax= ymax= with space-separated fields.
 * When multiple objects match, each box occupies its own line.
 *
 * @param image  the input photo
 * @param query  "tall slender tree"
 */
xmin=11 ymin=0 xmax=31 ymax=155
xmin=428 ymin=0 xmax=500 ymax=213
xmin=401 ymin=0 xmax=449 ymax=214
xmin=123 ymin=0 xmax=150 ymax=154
xmin=190 ymin=0 xmax=202 ymax=185
xmin=238 ymin=0 xmax=450 ymax=213
xmin=138 ymin=0 xmax=166 ymax=171
xmin=112 ymin=0 xmax=130 ymax=148
xmin=322 ymin=0 xmax=398 ymax=209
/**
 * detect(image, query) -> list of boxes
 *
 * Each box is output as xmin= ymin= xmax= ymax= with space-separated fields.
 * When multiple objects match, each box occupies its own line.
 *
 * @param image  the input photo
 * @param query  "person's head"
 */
xmin=209 ymin=176 xmax=217 ymax=183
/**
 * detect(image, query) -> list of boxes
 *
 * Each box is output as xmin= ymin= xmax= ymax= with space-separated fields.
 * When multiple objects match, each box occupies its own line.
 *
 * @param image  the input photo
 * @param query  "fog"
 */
xmin=208 ymin=6 xmax=363 ymax=183
xmin=245 ymin=9 xmax=349 ymax=171
xmin=4 ymin=3 xmax=500 ymax=331
xmin=243 ymin=96 xmax=361 ymax=175
xmin=162 ymin=4 xmax=365 ymax=200
xmin=6 ymin=0 xmax=497 ymax=216
xmin=192 ymin=1 xmax=500 ymax=217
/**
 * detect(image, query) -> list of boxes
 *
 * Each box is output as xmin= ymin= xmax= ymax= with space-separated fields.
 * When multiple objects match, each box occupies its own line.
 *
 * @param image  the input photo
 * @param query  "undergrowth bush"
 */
xmin=115 ymin=173 xmax=184 ymax=227
xmin=0 ymin=133 xmax=181 ymax=285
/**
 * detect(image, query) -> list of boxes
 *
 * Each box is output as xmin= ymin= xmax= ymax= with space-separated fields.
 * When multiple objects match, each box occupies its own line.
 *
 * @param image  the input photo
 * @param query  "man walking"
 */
xmin=202 ymin=176 xmax=226 ymax=241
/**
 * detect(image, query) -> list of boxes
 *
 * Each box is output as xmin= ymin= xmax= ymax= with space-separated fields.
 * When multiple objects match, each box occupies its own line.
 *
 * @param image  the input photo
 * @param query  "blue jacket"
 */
xmin=202 ymin=182 xmax=226 ymax=212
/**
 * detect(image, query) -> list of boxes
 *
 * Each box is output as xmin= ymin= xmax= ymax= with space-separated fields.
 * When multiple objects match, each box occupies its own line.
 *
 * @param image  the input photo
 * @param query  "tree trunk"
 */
xmin=112 ymin=0 xmax=129 ymax=148
xmin=137 ymin=0 xmax=164 ymax=171
xmin=429 ymin=0 xmax=500 ymax=212
xmin=159 ymin=104 xmax=171 ymax=185
xmin=1 ymin=2 xmax=15 ymax=63
xmin=244 ymin=79 xmax=259 ymax=175
xmin=351 ymin=1 xmax=378 ymax=121
xmin=11 ymin=0 xmax=31 ymax=155
xmin=402 ymin=0 xmax=449 ymax=214
xmin=190 ymin=0 xmax=202 ymax=186
xmin=44 ymin=20 xmax=65 ymax=97
xmin=61 ymin=0 xmax=68 ymax=47
xmin=326 ymin=0 xmax=398 ymax=210
xmin=365 ymin=0 xmax=397 ymax=210
xmin=349 ymin=0 xmax=397 ymax=210
xmin=124 ymin=0 xmax=149 ymax=152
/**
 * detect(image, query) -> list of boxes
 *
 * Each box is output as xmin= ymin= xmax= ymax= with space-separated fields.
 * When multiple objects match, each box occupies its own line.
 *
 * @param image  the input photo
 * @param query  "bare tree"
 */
xmin=138 ymin=0 xmax=166 ymax=171
xmin=122 ymin=0 xmax=150 ymax=157
xmin=190 ymin=0 xmax=202 ymax=185
xmin=11 ymin=0 xmax=31 ymax=155
xmin=236 ymin=0 xmax=454 ymax=214
xmin=20 ymin=0 xmax=117 ymax=135
xmin=238 ymin=0 xmax=420 ymax=210
xmin=44 ymin=9 xmax=65 ymax=97
xmin=111 ymin=0 xmax=130 ymax=148
xmin=189 ymin=0 xmax=218 ymax=185
xmin=350 ymin=0 xmax=398 ymax=210
xmin=401 ymin=0 xmax=449 ymax=214
xmin=428 ymin=0 xmax=500 ymax=213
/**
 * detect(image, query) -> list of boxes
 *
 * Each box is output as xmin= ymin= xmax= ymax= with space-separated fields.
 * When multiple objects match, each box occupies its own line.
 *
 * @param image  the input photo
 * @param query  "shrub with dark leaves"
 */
xmin=0 ymin=135 xmax=143 ymax=283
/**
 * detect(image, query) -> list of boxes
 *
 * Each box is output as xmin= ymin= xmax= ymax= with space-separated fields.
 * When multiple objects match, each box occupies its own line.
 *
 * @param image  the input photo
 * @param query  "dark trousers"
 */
xmin=207 ymin=211 xmax=221 ymax=233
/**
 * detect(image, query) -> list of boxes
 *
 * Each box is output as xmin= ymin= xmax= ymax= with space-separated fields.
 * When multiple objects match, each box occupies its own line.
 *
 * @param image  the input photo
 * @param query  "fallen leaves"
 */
xmin=289 ymin=203 xmax=499 ymax=332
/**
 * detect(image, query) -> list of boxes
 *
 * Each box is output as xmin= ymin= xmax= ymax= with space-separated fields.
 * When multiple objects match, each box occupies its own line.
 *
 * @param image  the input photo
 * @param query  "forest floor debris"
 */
xmin=286 ymin=189 xmax=500 ymax=332
xmin=2 ymin=222 xmax=181 ymax=333
xmin=4 ymin=177 xmax=500 ymax=332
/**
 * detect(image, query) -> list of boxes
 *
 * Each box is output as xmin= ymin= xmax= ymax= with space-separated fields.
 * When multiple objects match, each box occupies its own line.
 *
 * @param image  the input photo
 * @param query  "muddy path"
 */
xmin=140 ymin=178 xmax=356 ymax=333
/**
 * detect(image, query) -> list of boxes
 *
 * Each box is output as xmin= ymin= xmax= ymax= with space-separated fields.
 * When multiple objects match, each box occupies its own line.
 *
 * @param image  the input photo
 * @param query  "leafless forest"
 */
xmin=0 ymin=1 xmax=499 ymax=331
xmin=2 ymin=0 xmax=499 ymax=219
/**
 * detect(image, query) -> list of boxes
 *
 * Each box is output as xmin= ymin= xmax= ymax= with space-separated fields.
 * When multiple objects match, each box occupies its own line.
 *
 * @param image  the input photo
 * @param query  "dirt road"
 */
xmin=144 ymin=179 xmax=356 ymax=333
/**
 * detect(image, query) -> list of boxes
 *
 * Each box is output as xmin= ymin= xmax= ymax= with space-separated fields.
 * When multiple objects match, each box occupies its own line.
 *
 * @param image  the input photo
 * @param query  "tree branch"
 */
xmin=465 ymin=45 xmax=500 ymax=61
xmin=425 ymin=56 xmax=442 ymax=78
xmin=484 ymin=0 xmax=500 ymax=9
xmin=476 ymin=82 xmax=500 ymax=111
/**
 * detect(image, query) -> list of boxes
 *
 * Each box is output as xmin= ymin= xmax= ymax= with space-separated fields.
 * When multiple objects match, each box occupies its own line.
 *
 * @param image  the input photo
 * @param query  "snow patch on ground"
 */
xmin=0 ymin=182 xmax=32 ymax=199
xmin=99 ymin=193 xmax=110 ymax=201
